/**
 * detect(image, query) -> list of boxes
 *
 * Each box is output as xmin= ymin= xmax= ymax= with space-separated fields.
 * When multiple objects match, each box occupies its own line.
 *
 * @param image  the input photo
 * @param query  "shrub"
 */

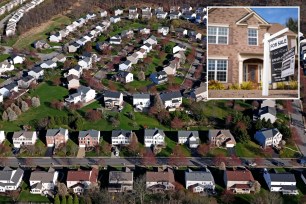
xmin=229 ymin=83 xmax=240 ymax=90
xmin=276 ymin=82 xmax=285 ymax=90
xmin=240 ymin=81 xmax=253 ymax=90
xmin=289 ymin=80 xmax=298 ymax=90
xmin=208 ymin=80 xmax=225 ymax=90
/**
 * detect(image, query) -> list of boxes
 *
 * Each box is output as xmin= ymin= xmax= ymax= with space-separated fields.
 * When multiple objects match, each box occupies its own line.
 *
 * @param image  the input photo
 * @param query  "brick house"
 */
xmin=224 ymin=169 xmax=255 ymax=194
xmin=207 ymin=7 xmax=297 ymax=86
xmin=46 ymin=128 xmax=69 ymax=148
xmin=78 ymin=130 xmax=100 ymax=148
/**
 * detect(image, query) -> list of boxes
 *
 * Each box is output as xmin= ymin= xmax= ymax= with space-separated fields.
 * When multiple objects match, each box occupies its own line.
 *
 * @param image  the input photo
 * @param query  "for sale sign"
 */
xmin=269 ymin=36 xmax=289 ymax=82
xmin=281 ymin=47 xmax=295 ymax=78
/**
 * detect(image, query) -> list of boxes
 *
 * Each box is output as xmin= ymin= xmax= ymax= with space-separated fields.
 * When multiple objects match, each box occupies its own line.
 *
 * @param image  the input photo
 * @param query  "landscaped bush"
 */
xmin=240 ymin=81 xmax=253 ymax=90
xmin=276 ymin=82 xmax=285 ymax=89
xmin=208 ymin=80 xmax=225 ymax=90
xmin=229 ymin=83 xmax=240 ymax=90
xmin=289 ymin=80 xmax=298 ymax=90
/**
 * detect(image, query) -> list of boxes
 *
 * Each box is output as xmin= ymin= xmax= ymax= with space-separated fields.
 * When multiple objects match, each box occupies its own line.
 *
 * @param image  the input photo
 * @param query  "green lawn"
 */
xmin=235 ymin=141 xmax=264 ymax=158
xmin=156 ymin=137 xmax=191 ymax=157
xmin=0 ymin=83 xmax=69 ymax=131
xmin=0 ymin=195 xmax=12 ymax=202
xmin=208 ymin=147 xmax=228 ymax=157
xmin=0 ymin=54 xmax=10 ymax=62
xmin=280 ymin=143 xmax=301 ymax=158
xmin=18 ymin=182 xmax=50 ymax=202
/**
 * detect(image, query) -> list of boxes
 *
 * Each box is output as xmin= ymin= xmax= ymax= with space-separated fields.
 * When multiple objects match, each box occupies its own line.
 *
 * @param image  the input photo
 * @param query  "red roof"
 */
xmin=230 ymin=184 xmax=251 ymax=189
xmin=67 ymin=168 xmax=98 ymax=183
xmin=226 ymin=170 xmax=254 ymax=182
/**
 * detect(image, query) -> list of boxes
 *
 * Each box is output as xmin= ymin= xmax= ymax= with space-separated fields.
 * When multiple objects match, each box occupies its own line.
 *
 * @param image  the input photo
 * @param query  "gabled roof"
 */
xmin=117 ymin=71 xmax=132 ymax=78
xmin=109 ymin=171 xmax=133 ymax=182
xmin=46 ymin=128 xmax=67 ymax=137
xmin=235 ymin=8 xmax=269 ymax=26
xmin=13 ymin=131 xmax=35 ymax=139
xmin=268 ymin=23 xmax=297 ymax=36
xmin=144 ymin=128 xmax=165 ymax=137
xmin=112 ymin=130 xmax=132 ymax=138
xmin=30 ymin=170 xmax=57 ymax=183
xmin=160 ymin=91 xmax=182 ymax=102
xmin=104 ymin=90 xmax=122 ymax=98
xmin=185 ymin=169 xmax=214 ymax=182
xmin=146 ymin=168 xmax=174 ymax=183
xmin=269 ymin=173 xmax=296 ymax=183
xmin=67 ymin=74 xmax=79 ymax=81
xmin=178 ymin=131 xmax=199 ymax=138
xmin=226 ymin=169 xmax=254 ymax=182
xmin=67 ymin=167 xmax=98 ymax=183
xmin=256 ymin=128 xmax=280 ymax=139
xmin=133 ymin=93 xmax=150 ymax=99
xmin=4 ymin=82 xmax=18 ymax=90
xmin=30 ymin=66 xmax=43 ymax=73
xmin=79 ymin=129 xmax=100 ymax=138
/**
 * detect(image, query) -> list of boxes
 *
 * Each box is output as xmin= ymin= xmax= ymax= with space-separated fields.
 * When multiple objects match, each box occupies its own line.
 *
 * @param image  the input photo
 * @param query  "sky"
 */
xmin=252 ymin=7 xmax=299 ymax=26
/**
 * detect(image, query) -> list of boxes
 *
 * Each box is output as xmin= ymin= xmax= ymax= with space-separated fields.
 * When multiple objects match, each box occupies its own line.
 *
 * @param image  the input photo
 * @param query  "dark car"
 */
xmin=298 ymin=157 xmax=306 ymax=166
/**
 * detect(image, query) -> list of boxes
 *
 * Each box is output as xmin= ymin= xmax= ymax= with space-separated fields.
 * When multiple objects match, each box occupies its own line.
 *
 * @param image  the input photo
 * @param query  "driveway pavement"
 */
xmin=77 ymin=147 xmax=85 ymax=158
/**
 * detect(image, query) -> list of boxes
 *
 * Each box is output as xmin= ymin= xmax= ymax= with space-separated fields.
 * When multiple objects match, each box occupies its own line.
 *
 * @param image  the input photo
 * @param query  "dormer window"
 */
xmin=248 ymin=28 xmax=258 ymax=46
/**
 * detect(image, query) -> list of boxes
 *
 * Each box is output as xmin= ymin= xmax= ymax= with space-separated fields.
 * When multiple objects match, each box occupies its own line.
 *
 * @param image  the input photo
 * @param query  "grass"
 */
xmin=55 ymin=139 xmax=78 ymax=157
xmin=12 ymin=15 xmax=71 ymax=49
xmin=0 ymin=83 xmax=69 ymax=131
xmin=208 ymin=147 xmax=228 ymax=157
xmin=156 ymin=137 xmax=191 ymax=157
xmin=0 ymin=54 xmax=10 ymax=62
xmin=0 ymin=78 xmax=5 ymax=84
xmin=280 ymin=143 xmax=301 ymax=158
xmin=0 ymin=195 xmax=12 ymax=202
xmin=235 ymin=141 xmax=264 ymax=158
xmin=18 ymin=182 xmax=50 ymax=202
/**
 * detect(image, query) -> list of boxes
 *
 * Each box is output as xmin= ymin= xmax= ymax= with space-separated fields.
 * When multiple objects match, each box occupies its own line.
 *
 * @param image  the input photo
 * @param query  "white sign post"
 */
xmin=262 ymin=28 xmax=289 ymax=96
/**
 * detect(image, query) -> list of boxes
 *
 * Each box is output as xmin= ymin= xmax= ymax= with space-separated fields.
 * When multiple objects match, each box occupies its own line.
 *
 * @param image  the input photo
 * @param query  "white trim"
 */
xmin=208 ymin=59 xmax=228 ymax=83
xmin=208 ymin=26 xmax=229 ymax=45
xmin=207 ymin=56 xmax=228 ymax=60
xmin=248 ymin=28 xmax=258 ymax=46
xmin=207 ymin=23 xmax=229 ymax=27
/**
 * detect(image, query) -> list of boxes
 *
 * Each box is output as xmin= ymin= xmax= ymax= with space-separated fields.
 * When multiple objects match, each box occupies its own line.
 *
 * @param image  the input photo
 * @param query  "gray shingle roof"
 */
xmin=144 ymin=128 xmax=165 ymax=137
xmin=185 ymin=171 xmax=215 ymax=183
xmin=46 ymin=128 xmax=67 ymax=137
xmin=12 ymin=131 xmax=35 ymax=139
xmin=269 ymin=173 xmax=296 ymax=182
xmin=133 ymin=93 xmax=150 ymax=99
xmin=178 ymin=131 xmax=199 ymax=138
xmin=112 ymin=130 xmax=132 ymax=138
xmin=258 ymin=128 xmax=280 ymax=139
xmin=160 ymin=91 xmax=182 ymax=102
xmin=30 ymin=66 xmax=43 ymax=73
xmin=104 ymin=90 xmax=122 ymax=98
xmin=0 ymin=168 xmax=24 ymax=187
xmin=30 ymin=171 xmax=56 ymax=183
xmin=79 ymin=129 xmax=100 ymax=138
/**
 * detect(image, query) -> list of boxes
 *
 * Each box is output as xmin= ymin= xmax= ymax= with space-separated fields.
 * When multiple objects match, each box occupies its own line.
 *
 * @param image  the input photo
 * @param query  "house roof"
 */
xmin=112 ymin=130 xmax=132 ymax=138
xmin=4 ymin=82 xmax=17 ymax=90
xmin=160 ymin=91 xmax=182 ymax=102
xmin=124 ymin=60 xmax=132 ymax=65
xmin=20 ymin=75 xmax=34 ymax=82
xmin=46 ymin=128 xmax=67 ymax=137
xmin=269 ymin=173 xmax=296 ymax=182
xmin=178 ymin=131 xmax=199 ymax=139
xmin=209 ymin=129 xmax=233 ymax=139
xmin=118 ymin=71 xmax=131 ymax=78
xmin=133 ymin=93 xmax=150 ymax=99
xmin=268 ymin=23 xmax=297 ymax=36
xmin=256 ymin=128 xmax=280 ymax=139
xmin=67 ymin=74 xmax=79 ymax=81
xmin=30 ymin=66 xmax=43 ymax=73
xmin=77 ymin=86 xmax=92 ymax=94
xmin=225 ymin=169 xmax=254 ymax=182
xmin=104 ymin=90 xmax=122 ymax=98
xmin=185 ymin=170 xmax=214 ymax=182
xmin=144 ymin=128 xmax=165 ymax=137
xmin=79 ymin=129 xmax=100 ymax=138
xmin=146 ymin=168 xmax=175 ymax=183
xmin=235 ymin=8 xmax=269 ymax=25
xmin=30 ymin=171 xmax=56 ymax=183
xmin=259 ymin=106 xmax=276 ymax=116
xmin=0 ymin=168 xmax=24 ymax=186
xmin=67 ymin=168 xmax=98 ymax=183
xmin=109 ymin=171 xmax=133 ymax=182
xmin=12 ymin=131 xmax=35 ymax=139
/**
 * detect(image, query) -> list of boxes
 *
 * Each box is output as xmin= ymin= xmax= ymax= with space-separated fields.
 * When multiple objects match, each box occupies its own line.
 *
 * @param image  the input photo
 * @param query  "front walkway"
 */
xmin=77 ymin=147 xmax=85 ymax=158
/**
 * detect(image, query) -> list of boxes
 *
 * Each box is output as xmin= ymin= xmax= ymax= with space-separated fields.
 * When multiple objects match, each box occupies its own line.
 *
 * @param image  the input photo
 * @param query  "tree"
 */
xmin=21 ymin=101 xmax=29 ymax=112
xmin=13 ymin=105 xmax=22 ymax=116
xmin=73 ymin=194 xmax=79 ymax=204
xmin=137 ymin=71 xmax=145 ymax=81
xmin=220 ymin=190 xmax=235 ymax=204
xmin=32 ymin=97 xmax=40 ymax=107
xmin=197 ymin=144 xmax=210 ymax=156
xmin=171 ymin=117 xmax=184 ymax=129
xmin=108 ymin=80 xmax=116 ymax=91
xmin=2 ymin=111 xmax=8 ymax=121
xmin=253 ymin=180 xmax=261 ymax=193
xmin=61 ymin=195 xmax=67 ymax=204
xmin=57 ymin=182 xmax=68 ymax=197
xmin=7 ymin=107 xmax=18 ymax=121
xmin=127 ymin=132 xmax=139 ymax=155
xmin=169 ymin=145 xmax=188 ymax=166
xmin=153 ymin=94 xmax=164 ymax=112
xmin=134 ymin=176 xmax=147 ymax=204
xmin=85 ymin=109 xmax=102 ymax=122
xmin=285 ymin=17 xmax=298 ymax=33
xmin=84 ymin=42 xmax=93 ymax=53
xmin=142 ymin=149 xmax=156 ymax=166
xmin=52 ymin=77 xmax=61 ymax=86
xmin=67 ymin=195 xmax=73 ymax=204
xmin=54 ymin=195 xmax=61 ymax=204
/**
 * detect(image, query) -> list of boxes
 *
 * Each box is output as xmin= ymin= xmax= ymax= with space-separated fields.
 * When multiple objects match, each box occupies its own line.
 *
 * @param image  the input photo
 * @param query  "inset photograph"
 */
xmin=207 ymin=7 xmax=299 ymax=99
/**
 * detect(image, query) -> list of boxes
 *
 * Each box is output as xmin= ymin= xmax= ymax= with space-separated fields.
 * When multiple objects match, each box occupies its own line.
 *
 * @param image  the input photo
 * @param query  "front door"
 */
xmin=247 ymin=65 xmax=258 ymax=83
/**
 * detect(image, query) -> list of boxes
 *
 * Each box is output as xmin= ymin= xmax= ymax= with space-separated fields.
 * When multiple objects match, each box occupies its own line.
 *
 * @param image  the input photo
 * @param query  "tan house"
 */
xmin=208 ymin=7 xmax=297 ymax=86
xmin=46 ymin=128 xmax=69 ymax=148
xmin=208 ymin=129 xmax=236 ymax=148
xmin=146 ymin=167 xmax=175 ymax=192
xmin=78 ymin=130 xmax=100 ymax=148
xmin=67 ymin=74 xmax=80 ymax=90
xmin=224 ymin=169 xmax=255 ymax=194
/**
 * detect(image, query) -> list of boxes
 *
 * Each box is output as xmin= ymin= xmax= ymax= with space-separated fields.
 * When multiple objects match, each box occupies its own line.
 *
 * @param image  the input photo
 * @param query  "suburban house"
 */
xmin=129 ymin=7 xmax=139 ymax=19
xmin=12 ymin=131 xmax=37 ymax=148
xmin=78 ymin=129 xmax=101 ymax=148
xmin=109 ymin=35 xmax=122 ymax=45
xmin=33 ymin=40 xmax=50 ymax=49
xmin=100 ymin=9 xmax=108 ymax=17
xmin=78 ymin=57 xmax=92 ymax=69
xmin=177 ymin=131 xmax=200 ymax=148
xmin=119 ymin=60 xmax=132 ymax=71
xmin=66 ymin=66 xmax=82 ymax=78
xmin=114 ymin=8 xmax=123 ymax=16
xmin=140 ymin=43 xmax=152 ymax=53
xmin=224 ymin=169 xmax=255 ymax=194
xmin=144 ymin=35 xmax=157 ymax=45
xmin=0 ymin=131 xmax=5 ymax=143
xmin=190 ymin=84 xmax=207 ymax=102
xmin=126 ymin=53 xmax=139 ymax=64
xmin=208 ymin=129 xmax=236 ymax=148
xmin=65 ymin=86 xmax=96 ymax=104
xmin=185 ymin=168 xmax=215 ymax=193
xmin=160 ymin=91 xmax=182 ymax=110
xmin=111 ymin=130 xmax=133 ymax=145
xmin=103 ymin=91 xmax=123 ymax=109
xmin=67 ymin=74 xmax=80 ymax=90
xmin=258 ymin=106 xmax=277 ymax=123
xmin=146 ymin=167 xmax=175 ymax=192
xmin=141 ymin=7 xmax=152 ymax=19
xmin=156 ymin=11 xmax=168 ymax=19
xmin=158 ymin=27 xmax=170 ymax=36
xmin=144 ymin=128 xmax=165 ymax=147
xmin=110 ymin=16 xmax=121 ymax=23
xmin=0 ymin=60 xmax=14 ymax=73
xmin=169 ymin=11 xmax=181 ymax=20
xmin=114 ymin=71 xmax=134 ymax=83
xmin=263 ymin=169 xmax=298 ymax=195
xmin=17 ymin=75 xmax=36 ymax=89
xmin=9 ymin=54 xmax=25 ymax=64
xmin=45 ymin=128 xmax=69 ymax=148
xmin=0 ymin=167 xmax=24 ymax=192
xmin=29 ymin=168 xmax=58 ymax=195
xmin=261 ymin=99 xmax=276 ymax=108
xmin=121 ymin=30 xmax=134 ymax=39
xmin=133 ymin=93 xmax=151 ymax=111
xmin=49 ymin=32 xmax=62 ymax=42
xmin=108 ymin=168 xmax=133 ymax=192
xmin=67 ymin=167 xmax=99 ymax=194
xmin=68 ymin=42 xmax=81 ymax=53
xmin=254 ymin=128 xmax=283 ymax=148
xmin=52 ymin=54 xmax=66 ymax=63
xmin=0 ymin=82 xmax=18 ymax=98
xmin=181 ymin=5 xmax=192 ymax=13
xmin=40 ymin=60 xmax=57 ymax=69
xmin=139 ymin=28 xmax=151 ymax=35
xmin=187 ymin=30 xmax=202 ymax=40
xmin=163 ymin=59 xmax=179 ymax=75
xmin=150 ymin=71 xmax=168 ymax=84
xmin=207 ymin=7 xmax=297 ymax=86
xmin=173 ymin=44 xmax=187 ymax=54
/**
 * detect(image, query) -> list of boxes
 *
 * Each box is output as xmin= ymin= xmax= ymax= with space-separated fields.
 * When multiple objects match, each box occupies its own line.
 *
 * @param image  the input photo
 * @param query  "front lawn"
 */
xmin=280 ymin=143 xmax=301 ymax=158
xmin=208 ymin=147 xmax=228 ymax=157
xmin=235 ymin=141 xmax=264 ymax=158
xmin=156 ymin=137 xmax=191 ymax=157
xmin=0 ymin=54 xmax=10 ymax=62
xmin=18 ymin=182 xmax=51 ymax=202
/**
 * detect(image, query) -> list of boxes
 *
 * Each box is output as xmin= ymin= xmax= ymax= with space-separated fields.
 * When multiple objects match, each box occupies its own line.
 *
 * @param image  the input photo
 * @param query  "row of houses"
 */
xmin=0 ymin=0 xmax=25 ymax=16
xmin=49 ymin=13 xmax=98 ymax=43
xmin=0 ymin=166 xmax=301 ymax=196
xmin=6 ymin=0 xmax=44 ymax=36
xmin=0 ymin=54 xmax=25 ymax=75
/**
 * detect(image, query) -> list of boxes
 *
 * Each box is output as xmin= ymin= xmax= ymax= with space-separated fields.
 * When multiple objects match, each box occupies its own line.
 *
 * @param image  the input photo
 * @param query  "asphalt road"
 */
xmin=0 ymin=157 xmax=304 ymax=168
xmin=291 ymin=100 xmax=306 ymax=156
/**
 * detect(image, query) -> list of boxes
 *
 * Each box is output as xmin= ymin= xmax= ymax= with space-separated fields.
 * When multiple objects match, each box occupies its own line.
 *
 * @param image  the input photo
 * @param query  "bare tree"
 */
xmin=134 ymin=176 xmax=147 ymax=204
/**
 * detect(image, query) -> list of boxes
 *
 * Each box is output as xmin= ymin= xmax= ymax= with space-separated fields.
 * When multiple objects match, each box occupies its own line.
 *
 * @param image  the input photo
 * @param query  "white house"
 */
xmin=103 ymin=91 xmax=123 ymax=109
xmin=100 ymin=9 xmax=108 ymax=17
xmin=116 ymin=71 xmax=134 ymax=83
xmin=144 ymin=35 xmax=157 ymax=45
xmin=156 ymin=11 xmax=168 ymax=19
xmin=146 ymin=167 xmax=175 ymax=192
xmin=254 ymin=128 xmax=283 ymax=148
xmin=114 ymin=9 xmax=123 ymax=16
xmin=111 ymin=130 xmax=132 ymax=145
xmin=49 ymin=32 xmax=62 ymax=42
xmin=139 ymin=28 xmax=150 ymax=35
xmin=129 ymin=7 xmax=139 ymax=19
xmin=68 ymin=42 xmax=81 ymax=53
xmin=67 ymin=168 xmax=99 ymax=194
xmin=126 ymin=53 xmax=139 ymax=64
xmin=263 ymin=170 xmax=298 ymax=195
xmin=258 ymin=106 xmax=277 ymax=123
xmin=185 ymin=168 xmax=215 ymax=193
xmin=40 ymin=60 xmax=57 ymax=69
xmin=190 ymin=84 xmax=207 ymax=102
xmin=109 ymin=35 xmax=122 ymax=45
xmin=0 ymin=167 xmax=24 ymax=192
xmin=10 ymin=54 xmax=25 ymax=64
xmin=12 ymin=131 xmax=37 ymax=148
xmin=144 ymin=128 xmax=165 ymax=147
xmin=86 ymin=13 xmax=96 ymax=20
xmin=0 ymin=60 xmax=14 ymax=73
xmin=173 ymin=44 xmax=187 ymax=54
xmin=169 ymin=11 xmax=181 ymax=20
xmin=119 ymin=60 xmax=132 ymax=71
xmin=133 ymin=93 xmax=151 ymax=111
xmin=163 ymin=60 xmax=179 ymax=75
xmin=65 ymin=86 xmax=96 ymax=104
xmin=28 ymin=66 xmax=44 ymax=80
xmin=158 ymin=27 xmax=169 ymax=36
xmin=66 ymin=66 xmax=82 ymax=78
xmin=160 ymin=91 xmax=182 ymax=110
xmin=177 ymin=131 xmax=199 ymax=148
xmin=30 ymin=168 xmax=59 ymax=195
xmin=78 ymin=57 xmax=92 ymax=69
xmin=0 ymin=131 xmax=5 ymax=143
xmin=110 ymin=16 xmax=121 ymax=23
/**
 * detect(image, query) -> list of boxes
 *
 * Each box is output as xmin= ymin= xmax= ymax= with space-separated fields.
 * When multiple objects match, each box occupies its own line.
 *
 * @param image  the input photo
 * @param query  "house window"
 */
xmin=208 ymin=26 xmax=228 ymax=44
xmin=248 ymin=28 xmax=258 ymax=45
xmin=208 ymin=59 xmax=227 ymax=82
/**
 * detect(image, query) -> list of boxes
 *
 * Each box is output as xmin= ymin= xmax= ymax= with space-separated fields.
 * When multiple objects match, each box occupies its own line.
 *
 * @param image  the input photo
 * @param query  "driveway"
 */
xmin=77 ymin=147 xmax=85 ymax=158
xmin=291 ymin=100 xmax=306 ymax=156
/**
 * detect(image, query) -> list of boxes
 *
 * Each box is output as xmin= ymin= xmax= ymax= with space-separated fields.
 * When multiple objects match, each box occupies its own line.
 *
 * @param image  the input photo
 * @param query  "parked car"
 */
xmin=298 ymin=157 xmax=306 ymax=166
